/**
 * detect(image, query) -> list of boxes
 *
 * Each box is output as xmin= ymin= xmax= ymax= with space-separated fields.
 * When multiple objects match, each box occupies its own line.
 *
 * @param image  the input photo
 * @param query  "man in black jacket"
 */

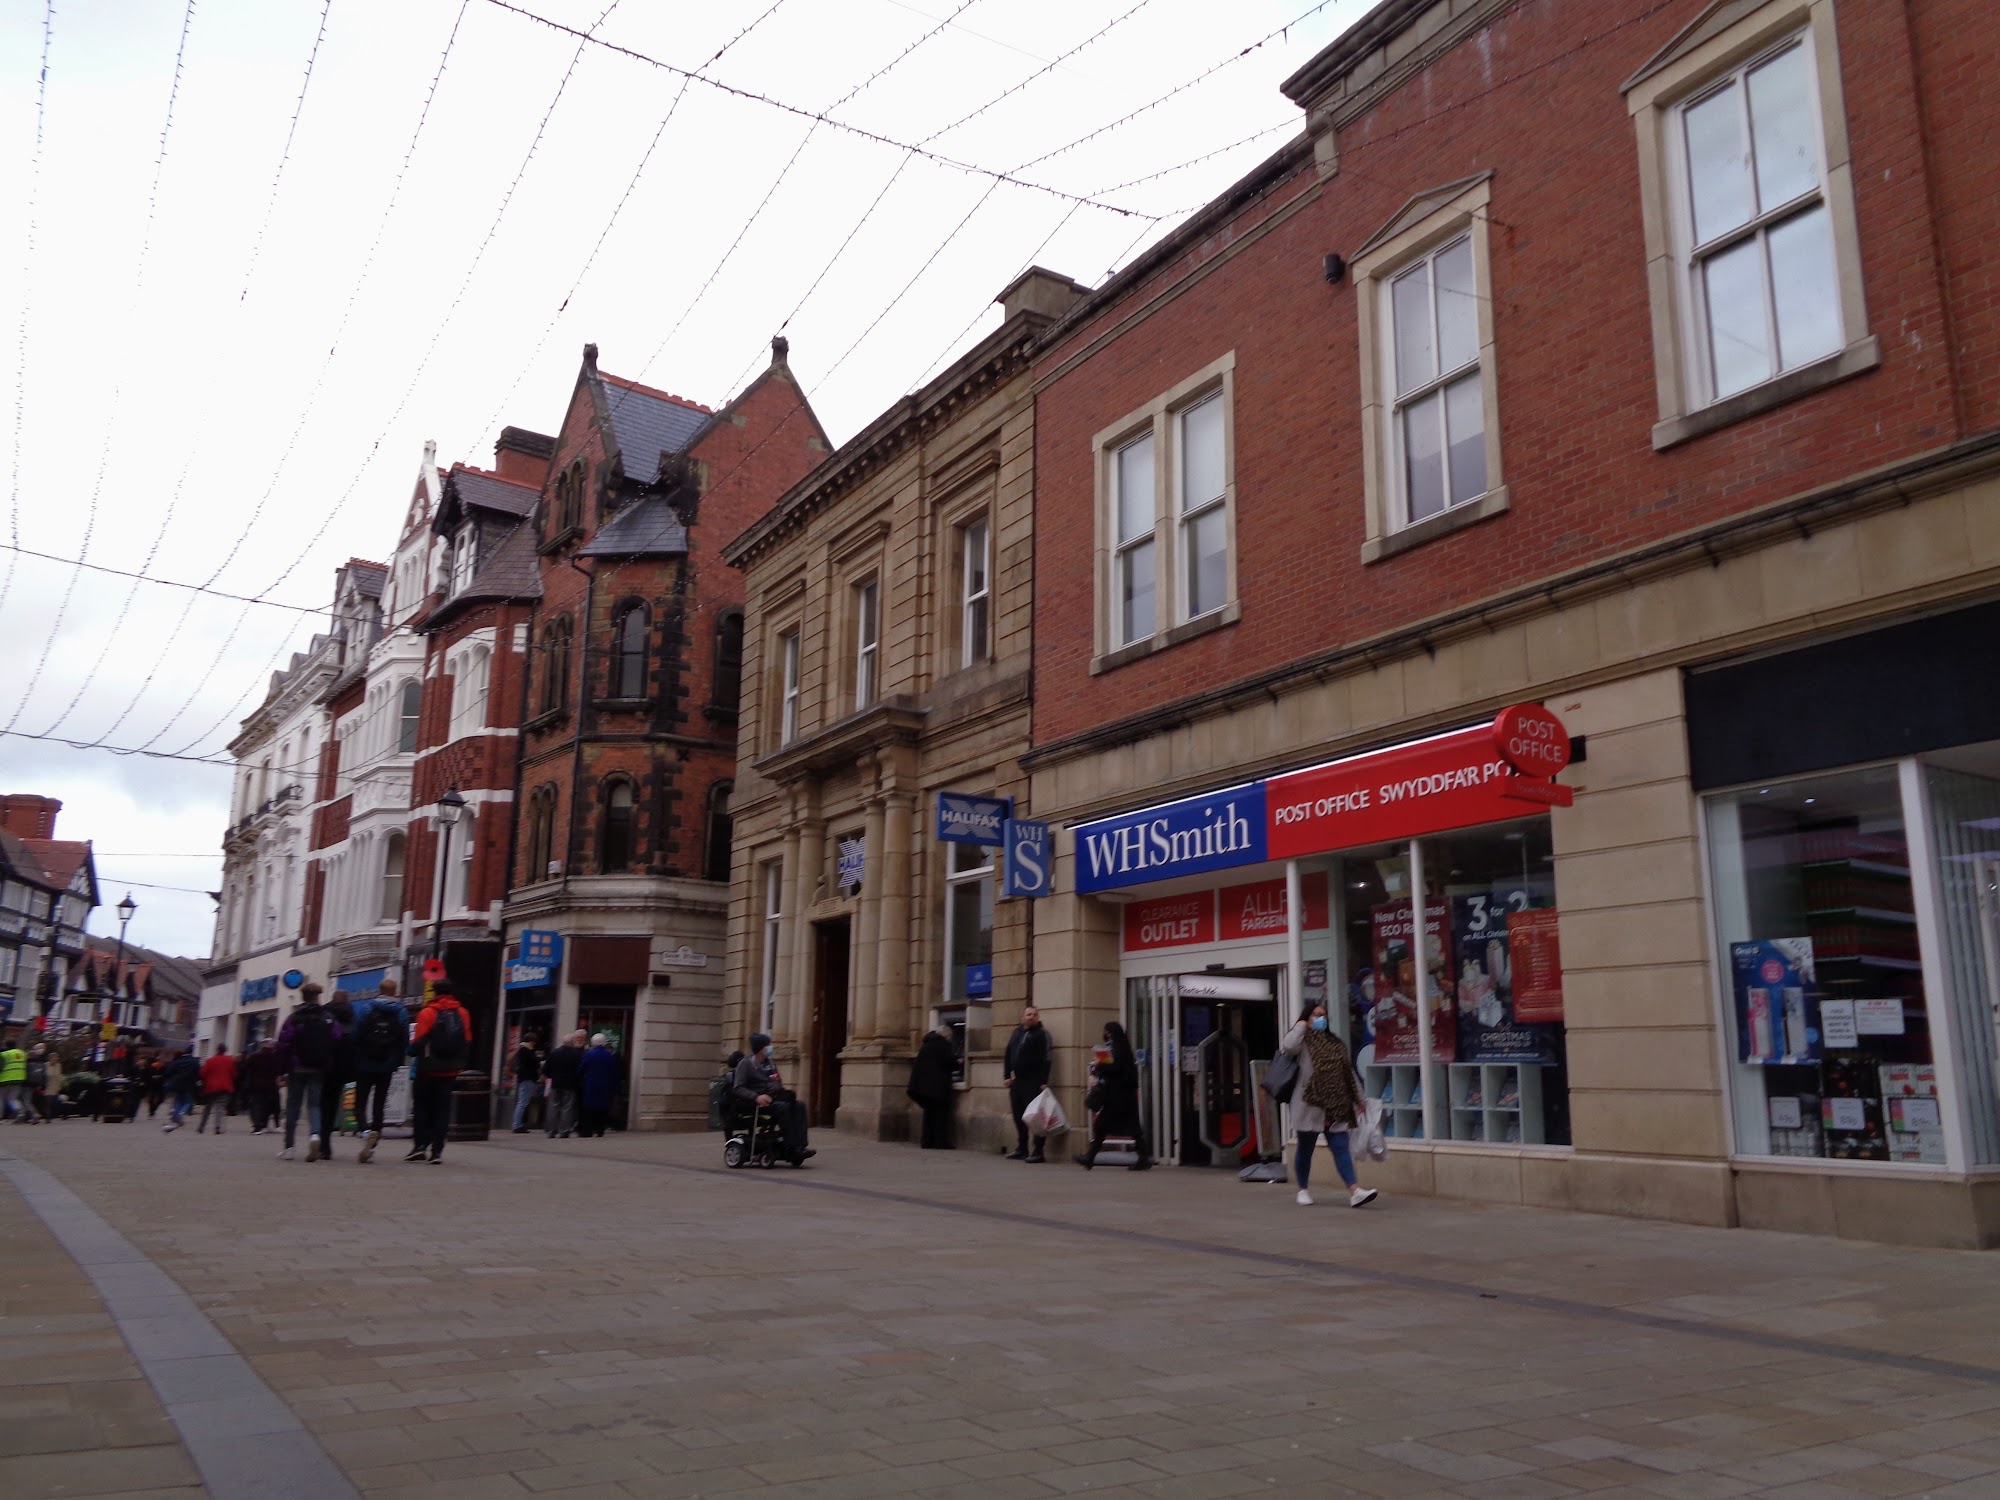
xmin=732 ymin=1033 xmax=813 ymax=1164
xmin=542 ymin=1031 xmax=585 ymax=1139
xmin=1003 ymin=1006 xmax=1053 ymax=1162
xmin=509 ymin=1033 xmax=543 ymax=1133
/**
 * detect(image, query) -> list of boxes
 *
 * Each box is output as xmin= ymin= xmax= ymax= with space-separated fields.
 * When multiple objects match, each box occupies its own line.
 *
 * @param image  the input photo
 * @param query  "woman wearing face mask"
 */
xmin=1076 ymin=1020 xmax=1152 ymax=1171
xmin=1279 ymin=1003 xmax=1379 ymax=1208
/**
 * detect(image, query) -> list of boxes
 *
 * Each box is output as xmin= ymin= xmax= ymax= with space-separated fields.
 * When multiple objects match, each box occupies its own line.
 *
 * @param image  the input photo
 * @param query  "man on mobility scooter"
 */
xmin=729 ymin=1033 xmax=815 ymax=1166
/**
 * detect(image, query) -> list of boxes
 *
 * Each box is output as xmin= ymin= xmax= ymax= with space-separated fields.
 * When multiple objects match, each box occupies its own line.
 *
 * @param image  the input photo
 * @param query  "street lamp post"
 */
xmin=430 ymin=788 xmax=466 ymax=961
xmin=104 ymin=893 xmax=136 ymax=1057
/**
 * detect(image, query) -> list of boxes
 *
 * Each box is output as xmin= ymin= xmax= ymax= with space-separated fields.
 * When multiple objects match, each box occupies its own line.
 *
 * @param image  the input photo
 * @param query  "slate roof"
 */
xmin=447 ymin=466 xmax=538 ymax=520
xmin=0 ymin=827 xmax=51 ymax=888
xmin=578 ymin=495 xmax=689 ymax=558
xmin=23 ymin=839 xmax=93 ymax=896
xmin=81 ymin=936 xmax=203 ymax=1006
xmin=420 ymin=522 xmax=541 ymax=629
xmin=345 ymin=559 xmax=389 ymax=599
xmin=599 ymin=373 xmax=712 ymax=480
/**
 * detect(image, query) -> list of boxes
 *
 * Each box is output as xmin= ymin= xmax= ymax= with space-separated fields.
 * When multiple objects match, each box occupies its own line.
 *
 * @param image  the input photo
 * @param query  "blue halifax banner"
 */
xmin=1074 ymin=780 xmax=1268 ymax=894
xmin=936 ymin=791 xmax=1013 ymax=845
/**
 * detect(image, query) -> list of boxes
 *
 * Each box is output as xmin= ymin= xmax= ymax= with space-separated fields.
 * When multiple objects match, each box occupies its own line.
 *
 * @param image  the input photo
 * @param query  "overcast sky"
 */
xmin=0 ymin=0 xmax=1369 ymax=961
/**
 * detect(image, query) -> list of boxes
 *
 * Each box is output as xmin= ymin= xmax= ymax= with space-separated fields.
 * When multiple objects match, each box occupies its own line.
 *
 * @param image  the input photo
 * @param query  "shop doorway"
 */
xmin=1127 ymin=970 xmax=1283 ymax=1168
xmin=809 ymin=918 xmax=850 ymax=1127
xmin=576 ymin=986 xmax=635 ymax=1131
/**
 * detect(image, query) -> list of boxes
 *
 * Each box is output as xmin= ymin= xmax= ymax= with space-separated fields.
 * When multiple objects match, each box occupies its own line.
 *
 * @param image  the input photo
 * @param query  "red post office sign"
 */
xmin=1492 ymin=703 xmax=1571 ymax=777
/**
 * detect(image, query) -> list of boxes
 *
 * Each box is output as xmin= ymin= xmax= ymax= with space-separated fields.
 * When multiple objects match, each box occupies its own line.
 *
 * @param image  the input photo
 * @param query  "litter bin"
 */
xmin=448 ymin=1071 xmax=491 ymax=1142
xmin=97 ymin=1079 xmax=137 ymax=1122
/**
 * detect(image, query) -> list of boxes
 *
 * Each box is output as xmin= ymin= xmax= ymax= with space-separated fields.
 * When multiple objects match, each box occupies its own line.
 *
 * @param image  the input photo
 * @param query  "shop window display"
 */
xmin=1706 ymin=766 xmax=1938 ymax=1163
xmin=1343 ymin=816 xmax=1570 ymax=1147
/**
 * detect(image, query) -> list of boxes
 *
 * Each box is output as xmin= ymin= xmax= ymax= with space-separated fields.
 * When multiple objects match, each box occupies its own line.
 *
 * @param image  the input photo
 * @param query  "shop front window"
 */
xmin=1922 ymin=762 xmax=2000 ymax=1164
xmin=1705 ymin=765 xmax=1938 ymax=1163
xmin=1341 ymin=816 xmax=1568 ymax=1147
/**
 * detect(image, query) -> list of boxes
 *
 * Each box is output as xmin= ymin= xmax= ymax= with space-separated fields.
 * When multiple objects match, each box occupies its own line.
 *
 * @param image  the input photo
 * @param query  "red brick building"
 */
xmin=1022 ymin=0 xmax=2000 ymax=1244
xmin=504 ymin=340 xmax=827 ymax=1129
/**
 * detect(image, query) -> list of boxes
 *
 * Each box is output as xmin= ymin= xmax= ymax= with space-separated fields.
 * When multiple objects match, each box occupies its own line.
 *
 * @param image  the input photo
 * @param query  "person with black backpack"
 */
xmin=275 ymin=983 xmax=341 ymax=1162
xmin=348 ymin=977 xmax=408 ymax=1163
xmin=406 ymin=979 xmax=472 ymax=1164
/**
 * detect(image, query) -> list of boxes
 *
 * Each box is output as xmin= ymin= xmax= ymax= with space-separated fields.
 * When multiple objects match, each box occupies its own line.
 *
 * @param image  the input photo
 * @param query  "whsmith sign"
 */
xmin=1073 ymin=706 xmax=1572 ymax=894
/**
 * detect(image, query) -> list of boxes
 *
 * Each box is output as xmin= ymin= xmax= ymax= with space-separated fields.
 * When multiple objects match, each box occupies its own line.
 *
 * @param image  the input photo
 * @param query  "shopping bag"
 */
xmin=1359 ymin=1097 xmax=1387 ymax=1161
xmin=1261 ymin=1050 xmax=1300 ymax=1105
xmin=1021 ymin=1085 xmax=1068 ymax=1137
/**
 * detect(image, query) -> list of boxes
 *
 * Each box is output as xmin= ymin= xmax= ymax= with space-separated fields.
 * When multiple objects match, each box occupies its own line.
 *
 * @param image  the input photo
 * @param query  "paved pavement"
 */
xmin=6 ymin=1117 xmax=2000 ymax=1500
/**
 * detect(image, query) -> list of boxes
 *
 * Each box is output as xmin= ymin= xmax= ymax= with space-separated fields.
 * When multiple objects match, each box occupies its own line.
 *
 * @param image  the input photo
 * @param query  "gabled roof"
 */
xmin=23 ymin=839 xmax=93 ymax=901
xmin=0 ymin=827 xmax=51 ymax=887
xmin=598 ymin=370 xmax=713 ymax=482
xmin=80 ymin=936 xmax=203 ymax=1005
xmin=344 ymin=559 xmax=389 ymax=599
xmin=436 ymin=465 xmax=539 ymax=533
xmin=420 ymin=521 xmax=542 ymax=631
xmin=579 ymin=495 xmax=689 ymax=558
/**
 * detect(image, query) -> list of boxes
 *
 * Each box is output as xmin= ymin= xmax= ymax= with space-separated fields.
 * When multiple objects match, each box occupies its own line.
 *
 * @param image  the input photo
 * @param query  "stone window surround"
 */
xmin=1353 ymin=173 xmax=1510 ymax=565
xmin=1091 ymin=350 xmax=1240 ymax=675
xmin=1624 ymin=0 xmax=1876 ymax=452
xmin=941 ymin=494 xmax=995 ymax=676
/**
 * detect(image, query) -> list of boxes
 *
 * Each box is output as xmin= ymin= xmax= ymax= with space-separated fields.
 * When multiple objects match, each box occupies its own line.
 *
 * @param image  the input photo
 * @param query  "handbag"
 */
xmin=1083 ymin=1083 xmax=1106 ymax=1113
xmin=1261 ymin=1050 xmax=1300 ymax=1105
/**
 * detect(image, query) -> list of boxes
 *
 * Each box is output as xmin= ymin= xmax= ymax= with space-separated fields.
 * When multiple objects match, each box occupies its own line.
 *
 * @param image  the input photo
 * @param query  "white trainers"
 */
xmin=278 ymin=1146 xmax=294 ymax=1160
xmin=306 ymin=1134 xmax=321 ymax=1163
xmin=1350 ymin=1187 xmax=1379 ymax=1208
xmin=161 ymin=1122 xmax=177 ymax=1133
xmin=1295 ymin=1189 xmax=1314 ymax=1206
xmin=357 ymin=1129 xmax=380 ymax=1164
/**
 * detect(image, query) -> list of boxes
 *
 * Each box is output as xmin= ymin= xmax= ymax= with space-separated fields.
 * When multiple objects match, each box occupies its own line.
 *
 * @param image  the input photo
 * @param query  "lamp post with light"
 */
xmin=430 ymin=788 xmax=466 ymax=961
xmin=102 ymin=893 xmax=136 ymax=1057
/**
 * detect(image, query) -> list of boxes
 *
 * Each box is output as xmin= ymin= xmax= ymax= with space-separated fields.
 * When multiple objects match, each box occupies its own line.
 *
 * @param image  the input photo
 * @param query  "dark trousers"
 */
xmin=283 ymin=1072 xmax=324 ymax=1148
xmin=411 ymin=1073 xmax=455 ymax=1157
xmin=579 ymin=1105 xmax=610 ymax=1138
xmin=197 ymin=1091 xmax=230 ymax=1132
xmin=546 ymin=1087 xmax=577 ymax=1137
xmin=247 ymin=1089 xmax=279 ymax=1132
xmin=767 ymin=1096 xmax=808 ymax=1157
xmin=918 ymin=1098 xmax=954 ymax=1150
xmin=319 ymin=1074 xmax=350 ymax=1139
xmin=1010 ymin=1079 xmax=1047 ymax=1157
xmin=351 ymin=1073 xmax=391 ymax=1134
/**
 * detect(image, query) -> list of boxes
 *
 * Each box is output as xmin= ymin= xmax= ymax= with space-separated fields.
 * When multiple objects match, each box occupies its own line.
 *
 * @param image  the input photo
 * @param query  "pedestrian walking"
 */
xmin=347 ymin=980 xmax=408 ymax=1163
xmin=140 ymin=1057 xmax=166 ymax=1118
xmin=1280 ymin=1002 xmax=1379 ymax=1209
xmin=406 ymin=980 xmax=472 ymax=1164
xmin=1003 ymin=1005 xmax=1053 ymax=1162
xmin=0 ymin=1040 xmax=30 ymax=1123
xmin=25 ymin=1044 xmax=52 ymax=1123
xmin=276 ymin=983 xmax=340 ymax=1161
xmin=238 ymin=1040 xmax=283 ymax=1134
xmin=906 ymin=1026 xmax=957 ymax=1149
xmin=1075 ymin=1021 xmax=1153 ymax=1171
xmin=542 ymin=1030 xmax=585 ymax=1139
xmin=509 ymin=1032 xmax=543 ymax=1133
xmin=160 ymin=1048 xmax=201 ymax=1131
xmin=577 ymin=1034 xmax=619 ymax=1138
xmin=316 ymin=994 xmax=359 ymax=1159
xmin=196 ymin=1045 xmax=237 ymax=1133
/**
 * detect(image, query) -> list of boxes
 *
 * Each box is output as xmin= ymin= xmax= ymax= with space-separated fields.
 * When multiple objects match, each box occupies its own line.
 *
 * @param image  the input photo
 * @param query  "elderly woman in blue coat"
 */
xmin=577 ymin=1034 xmax=621 ymax=1138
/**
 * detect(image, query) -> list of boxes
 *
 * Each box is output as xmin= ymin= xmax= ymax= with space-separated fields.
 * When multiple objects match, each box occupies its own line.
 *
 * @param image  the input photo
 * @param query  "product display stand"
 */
xmin=1365 ymin=1060 xmax=1546 ymax=1144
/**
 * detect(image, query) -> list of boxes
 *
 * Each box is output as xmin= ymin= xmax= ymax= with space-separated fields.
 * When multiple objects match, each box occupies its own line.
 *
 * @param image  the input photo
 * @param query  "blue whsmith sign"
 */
xmin=1072 ymin=780 xmax=1268 ymax=894
xmin=936 ymin=791 xmax=1013 ymax=845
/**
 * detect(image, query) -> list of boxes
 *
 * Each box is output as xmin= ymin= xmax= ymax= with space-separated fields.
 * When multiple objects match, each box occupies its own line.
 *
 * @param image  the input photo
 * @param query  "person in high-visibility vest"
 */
xmin=0 ymin=1042 xmax=31 ymax=1123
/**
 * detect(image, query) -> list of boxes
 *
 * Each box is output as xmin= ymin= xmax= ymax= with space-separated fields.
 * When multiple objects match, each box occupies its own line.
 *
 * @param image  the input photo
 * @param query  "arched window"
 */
xmin=538 ymin=616 xmax=572 ymax=714
xmin=397 ymin=679 xmax=423 ymax=753
xmin=703 ymin=781 xmax=734 ymax=884
xmin=525 ymin=786 xmax=557 ymax=882
xmin=553 ymin=460 xmax=585 ymax=537
xmin=379 ymin=832 xmax=405 ymax=923
xmin=610 ymin=603 xmax=647 ymax=700
xmin=711 ymin=609 xmax=744 ymax=715
xmin=601 ymin=780 xmax=635 ymax=874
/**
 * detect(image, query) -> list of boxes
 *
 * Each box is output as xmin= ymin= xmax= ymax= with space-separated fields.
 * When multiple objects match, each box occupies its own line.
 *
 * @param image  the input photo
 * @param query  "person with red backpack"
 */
xmin=276 ymin=983 xmax=342 ymax=1162
xmin=406 ymin=979 xmax=472 ymax=1164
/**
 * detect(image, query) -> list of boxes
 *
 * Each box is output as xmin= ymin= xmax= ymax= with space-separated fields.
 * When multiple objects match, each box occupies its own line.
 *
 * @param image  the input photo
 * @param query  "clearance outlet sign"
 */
xmin=1080 ymin=704 xmax=1573 ymax=901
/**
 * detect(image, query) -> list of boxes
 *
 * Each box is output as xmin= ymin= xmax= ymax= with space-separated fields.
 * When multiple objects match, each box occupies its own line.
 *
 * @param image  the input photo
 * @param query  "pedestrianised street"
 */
xmin=6 ymin=1127 xmax=2000 ymax=1500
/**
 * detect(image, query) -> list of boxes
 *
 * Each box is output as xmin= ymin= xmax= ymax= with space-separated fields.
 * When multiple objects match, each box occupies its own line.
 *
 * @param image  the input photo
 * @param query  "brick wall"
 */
xmin=1030 ymin=0 xmax=1975 ymax=747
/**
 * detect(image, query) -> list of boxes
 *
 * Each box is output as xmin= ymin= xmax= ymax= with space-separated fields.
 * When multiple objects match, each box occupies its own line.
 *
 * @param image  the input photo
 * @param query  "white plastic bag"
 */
xmin=1021 ymin=1085 xmax=1068 ymax=1137
xmin=1359 ymin=1097 xmax=1387 ymax=1162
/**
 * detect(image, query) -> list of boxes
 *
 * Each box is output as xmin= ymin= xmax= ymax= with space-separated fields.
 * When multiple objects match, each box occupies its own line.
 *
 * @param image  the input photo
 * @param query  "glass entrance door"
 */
xmin=1125 ymin=970 xmax=1284 ymax=1168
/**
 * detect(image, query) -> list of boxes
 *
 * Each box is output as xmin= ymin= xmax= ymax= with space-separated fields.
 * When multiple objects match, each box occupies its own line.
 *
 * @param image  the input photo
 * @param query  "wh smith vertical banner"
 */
xmin=1074 ymin=782 xmax=1267 ymax=894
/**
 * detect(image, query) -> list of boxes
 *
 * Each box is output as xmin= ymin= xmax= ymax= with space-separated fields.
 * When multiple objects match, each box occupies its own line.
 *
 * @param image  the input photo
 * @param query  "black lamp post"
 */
xmin=430 ymin=788 xmax=466 ymax=960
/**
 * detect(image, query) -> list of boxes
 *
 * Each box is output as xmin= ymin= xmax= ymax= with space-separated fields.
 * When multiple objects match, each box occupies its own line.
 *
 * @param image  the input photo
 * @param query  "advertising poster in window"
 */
xmin=1729 ymin=938 xmax=1821 ymax=1064
xmin=1450 ymin=890 xmax=1561 ymax=1064
xmin=1369 ymin=900 xmax=1453 ymax=1064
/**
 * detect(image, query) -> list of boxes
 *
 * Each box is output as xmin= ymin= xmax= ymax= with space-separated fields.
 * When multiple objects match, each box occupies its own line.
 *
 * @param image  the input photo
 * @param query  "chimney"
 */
xmin=995 ymin=266 xmax=1091 ymax=323
xmin=0 ymin=794 xmax=62 ymax=839
xmin=493 ymin=426 xmax=557 ymax=487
